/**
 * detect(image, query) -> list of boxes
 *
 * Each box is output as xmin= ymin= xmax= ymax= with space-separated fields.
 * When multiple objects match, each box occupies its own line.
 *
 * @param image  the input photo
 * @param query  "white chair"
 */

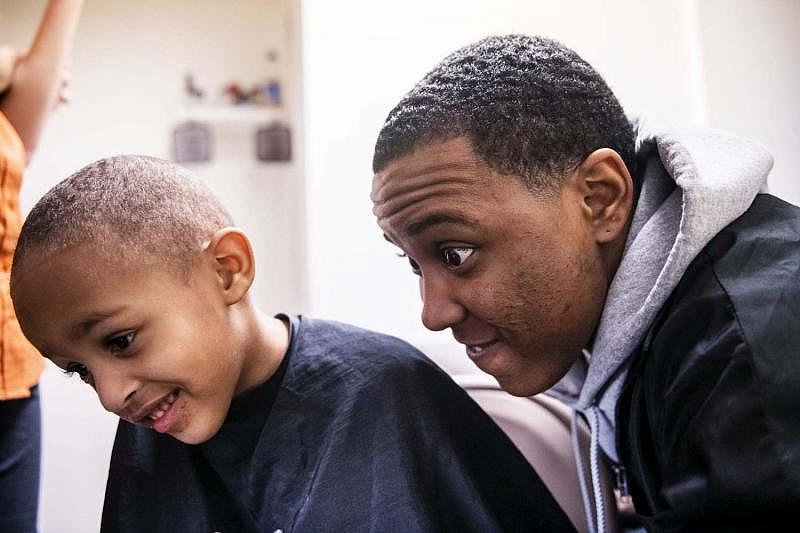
xmin=454 ymin=374 xmax=621 ymax=533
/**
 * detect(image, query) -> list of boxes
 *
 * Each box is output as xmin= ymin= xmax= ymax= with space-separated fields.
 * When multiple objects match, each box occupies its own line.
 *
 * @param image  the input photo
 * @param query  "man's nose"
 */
xmin=419 ymin=274 xmax=466 ymax=331
xmin=92 ymin=363 xmax=138 ymax=415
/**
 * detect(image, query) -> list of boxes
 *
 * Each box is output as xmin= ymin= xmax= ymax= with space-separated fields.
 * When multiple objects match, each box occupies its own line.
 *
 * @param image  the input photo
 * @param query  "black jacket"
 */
xmin=617 ymin=194 xmax=800 ymax=531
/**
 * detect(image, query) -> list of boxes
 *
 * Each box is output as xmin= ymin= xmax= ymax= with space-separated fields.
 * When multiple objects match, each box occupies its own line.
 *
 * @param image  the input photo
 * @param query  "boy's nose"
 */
xmin=92 ymin=364 xmax=138 ymax=415
xmin=419 ymin=274 xmax=467 ymax=331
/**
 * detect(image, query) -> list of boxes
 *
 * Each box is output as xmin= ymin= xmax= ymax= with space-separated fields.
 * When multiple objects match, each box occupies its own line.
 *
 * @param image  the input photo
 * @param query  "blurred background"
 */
xmin=1 ymin=0 xmax=798 ymax=531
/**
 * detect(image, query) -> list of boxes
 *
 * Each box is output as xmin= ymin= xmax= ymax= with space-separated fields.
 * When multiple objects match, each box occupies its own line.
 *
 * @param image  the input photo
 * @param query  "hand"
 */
xmin=0 ymin=46 xmax=22 ymax=93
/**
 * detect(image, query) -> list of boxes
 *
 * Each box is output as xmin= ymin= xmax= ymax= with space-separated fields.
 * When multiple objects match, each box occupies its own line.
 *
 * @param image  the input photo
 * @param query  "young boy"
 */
xmin=10 ymin=155 xmax=574 ymax=532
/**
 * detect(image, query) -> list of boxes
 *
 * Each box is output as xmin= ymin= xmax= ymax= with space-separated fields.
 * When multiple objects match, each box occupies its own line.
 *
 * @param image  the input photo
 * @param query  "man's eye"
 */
xmin=107 ymin=332 xmax=135 ymax=353
xmin=440 ymin=247 xmax=474 ymax=268
xmin=407 ymin=257 xmax=421 ymax=275
xmin=64 ymin=362 xmax=90 ymax=383
xmin=397 ymin=252 xmax=421 ymax=275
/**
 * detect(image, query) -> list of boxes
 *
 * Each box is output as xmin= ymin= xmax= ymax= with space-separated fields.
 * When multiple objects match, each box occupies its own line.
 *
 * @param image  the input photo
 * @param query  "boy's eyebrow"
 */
xmin=68 ymin=308 xmax=127 ymax=340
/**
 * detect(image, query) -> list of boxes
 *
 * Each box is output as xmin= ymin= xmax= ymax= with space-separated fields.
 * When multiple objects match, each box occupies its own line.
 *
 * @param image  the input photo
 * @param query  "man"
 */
xmin=371 ymin=34 xmax=800 ymax=531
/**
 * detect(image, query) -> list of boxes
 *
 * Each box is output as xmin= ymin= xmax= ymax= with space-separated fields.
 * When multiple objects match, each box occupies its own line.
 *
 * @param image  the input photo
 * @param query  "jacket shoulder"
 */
xmin=617 ymin=194 xmax=800 ymax=526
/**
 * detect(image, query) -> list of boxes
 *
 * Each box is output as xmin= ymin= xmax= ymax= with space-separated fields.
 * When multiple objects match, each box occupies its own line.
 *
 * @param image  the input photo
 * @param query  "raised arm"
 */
xmin=0 ymin=0 xmax=84 ymax=159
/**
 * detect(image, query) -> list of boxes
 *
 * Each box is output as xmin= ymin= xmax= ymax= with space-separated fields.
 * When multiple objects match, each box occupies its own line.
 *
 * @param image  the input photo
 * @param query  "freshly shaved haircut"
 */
xmin=11 ymin=155 xmax=233 ymax=291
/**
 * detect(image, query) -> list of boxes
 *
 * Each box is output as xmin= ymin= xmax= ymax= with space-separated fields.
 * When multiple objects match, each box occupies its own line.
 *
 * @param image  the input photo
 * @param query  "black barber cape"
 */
xmin=101 ymin=315 xmax=574 ymax=532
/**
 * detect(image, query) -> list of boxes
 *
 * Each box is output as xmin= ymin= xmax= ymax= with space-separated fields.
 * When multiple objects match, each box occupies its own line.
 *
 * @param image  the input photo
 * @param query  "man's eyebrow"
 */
xmin=404 ymin=213 xmax=475 ymax=237
xmin=68 ymin=308 xmax=126 ymax=340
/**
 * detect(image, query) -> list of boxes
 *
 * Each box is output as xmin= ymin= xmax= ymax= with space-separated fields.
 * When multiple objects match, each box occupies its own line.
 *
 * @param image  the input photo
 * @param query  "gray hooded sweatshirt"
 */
xmin=546 ymin=116 xmax=773 ymax=533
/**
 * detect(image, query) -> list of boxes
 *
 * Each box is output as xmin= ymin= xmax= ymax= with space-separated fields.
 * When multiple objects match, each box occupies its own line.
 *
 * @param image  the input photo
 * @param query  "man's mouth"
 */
xmin=464 ymin=339 xmax=499 ymax=360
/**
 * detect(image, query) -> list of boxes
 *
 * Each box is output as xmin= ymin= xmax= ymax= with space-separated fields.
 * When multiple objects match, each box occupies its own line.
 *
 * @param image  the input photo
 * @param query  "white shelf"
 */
xmin=178 ymin=104 xmax=286 ymax=124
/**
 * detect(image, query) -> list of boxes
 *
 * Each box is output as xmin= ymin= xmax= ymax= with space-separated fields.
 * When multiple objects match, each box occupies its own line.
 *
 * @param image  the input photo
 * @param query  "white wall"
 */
xmin=697 ymin=0 xmax=800 ymax=204
xmin=1 ymin=1 xmax=304 ymax=531
xmin=301 ymin=0 xmax=800 ymax=365
xmin=301 ymin=0 xmax=698 ymax=362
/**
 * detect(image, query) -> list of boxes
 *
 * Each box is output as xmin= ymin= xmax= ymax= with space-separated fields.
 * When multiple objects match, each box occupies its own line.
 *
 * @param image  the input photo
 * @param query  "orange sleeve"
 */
xmin=0 ymin=111 xmax=45 ymax=400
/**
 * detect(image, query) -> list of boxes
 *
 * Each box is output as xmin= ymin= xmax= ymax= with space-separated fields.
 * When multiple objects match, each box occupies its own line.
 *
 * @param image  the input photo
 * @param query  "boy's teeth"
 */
xmin=146 ymin=392 xmax=178 ymax=422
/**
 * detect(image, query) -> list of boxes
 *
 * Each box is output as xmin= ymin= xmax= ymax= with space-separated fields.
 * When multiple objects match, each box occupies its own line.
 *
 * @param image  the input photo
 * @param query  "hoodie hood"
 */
xmin=547 ymin=116 xmax=773 ymax=461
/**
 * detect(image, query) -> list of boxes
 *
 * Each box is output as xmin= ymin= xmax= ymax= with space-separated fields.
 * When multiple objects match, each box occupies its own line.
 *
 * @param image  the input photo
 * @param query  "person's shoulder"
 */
xmin=699 ymin=193 xmax=800 ymax=341
xmin=295 ymin=316 xmax=425 ymax=357
xmin=638 ymin=191 xmax=800 ymax=432
xmin=708 ymin=193 xmax=800 ymax=265
xmin=664 ymin=194 xmax=799 ymax=320
xmin=290 ymin=315 xmax=445 ymax=383
xmin=650 ymin=194 xmax=799 ymax=355
xmin=282 ymin=316 xmax=467 ymax=422
xmin=631 ymin=192 xmax=800 ymax=410
xmin=620 ymin=194 xmax=800 ymax=521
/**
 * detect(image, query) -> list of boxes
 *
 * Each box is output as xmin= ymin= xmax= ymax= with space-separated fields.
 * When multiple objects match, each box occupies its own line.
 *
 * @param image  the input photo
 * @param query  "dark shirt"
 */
xmin=102 ymin=315 xmax=575 ymax=532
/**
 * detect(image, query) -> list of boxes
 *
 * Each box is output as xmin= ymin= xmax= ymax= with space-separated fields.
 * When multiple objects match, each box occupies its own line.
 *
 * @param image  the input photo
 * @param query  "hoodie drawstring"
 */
xmin=571 ymin=411 xmax=594 ymax=533
xmin=571 ymin=406 xmax=607 ymax=533
xmin=589 ymin=405 xmax=607 ymax=533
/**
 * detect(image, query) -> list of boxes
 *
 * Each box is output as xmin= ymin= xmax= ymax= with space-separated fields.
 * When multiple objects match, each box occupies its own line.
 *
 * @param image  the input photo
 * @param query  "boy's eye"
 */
xmin=64 ymin=362 xmax=90 ymax=383
xmin=440 ymin=247 xmax=474 ymax=268
xmin=107 ymin=332 xmax=135 ymax=353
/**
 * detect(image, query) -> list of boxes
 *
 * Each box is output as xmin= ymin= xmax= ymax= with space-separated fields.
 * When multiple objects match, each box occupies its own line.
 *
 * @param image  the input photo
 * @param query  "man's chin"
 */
xmin=493 ymin=374 xmax=544 ymax=397
xmin=485 ymin=363 xmax=561 ymax=397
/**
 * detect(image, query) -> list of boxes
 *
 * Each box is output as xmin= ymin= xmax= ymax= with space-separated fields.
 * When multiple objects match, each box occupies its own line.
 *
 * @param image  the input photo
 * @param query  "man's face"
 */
xmin=372 ymin=137 xmax=609 ymax=396
xmin=13 ymin=245 xmax=247 ymax=444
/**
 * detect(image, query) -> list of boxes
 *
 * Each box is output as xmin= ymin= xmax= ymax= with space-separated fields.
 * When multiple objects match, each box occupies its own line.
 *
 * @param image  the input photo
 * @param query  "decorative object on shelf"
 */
xmin=220 ymin=47 xmax=282 ymax=107
xmin=184 ymin=72 xmax=205 ymax=100
xmin=223 ymin=82 xmax=249 ymax=105
xmin=222 ymin=80 xmax=281 ymax=107
xmin=262 ymin=48 xmax=282 ymax=106
xmin=173 ymin=121 xmax=212 ymax=163
xmin=261 ymin=79 xmax=281 ymax=106
xmin=256 ymin=122 xmax=291 ymax=162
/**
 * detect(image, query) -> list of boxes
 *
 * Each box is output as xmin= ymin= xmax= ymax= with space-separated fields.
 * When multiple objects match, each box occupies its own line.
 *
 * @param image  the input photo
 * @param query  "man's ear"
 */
xmin=206 ymin=228 xmax=255 ymax=305
xmin=575 ymin=148 xmax=634 ymax=244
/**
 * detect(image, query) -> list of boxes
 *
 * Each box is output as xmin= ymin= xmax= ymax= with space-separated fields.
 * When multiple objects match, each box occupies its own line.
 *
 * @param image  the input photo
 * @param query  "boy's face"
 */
xmin=13 ymin=244 xmax=248 ymax=445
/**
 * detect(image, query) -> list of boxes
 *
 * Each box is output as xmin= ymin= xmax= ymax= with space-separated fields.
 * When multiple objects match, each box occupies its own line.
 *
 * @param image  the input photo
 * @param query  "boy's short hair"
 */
xmin=11 ymin=155 xmax=233 ymax=289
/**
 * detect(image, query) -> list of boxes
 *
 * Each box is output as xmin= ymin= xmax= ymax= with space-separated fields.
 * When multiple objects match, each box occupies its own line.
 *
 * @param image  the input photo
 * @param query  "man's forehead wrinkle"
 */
xmin=372 ymin=179 xmax=477 ymax=227
xmin=372 ymin=159 xmax=484 ymax=210
xmin=372 ymin=154 xmax=484 ymax=201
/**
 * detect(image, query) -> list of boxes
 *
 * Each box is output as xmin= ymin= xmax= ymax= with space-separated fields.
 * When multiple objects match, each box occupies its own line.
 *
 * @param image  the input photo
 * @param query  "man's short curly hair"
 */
xmin=11 ymin=155 xmax=233 ymax=291
xmin=373 ymin=34 xmax=636 ymax=191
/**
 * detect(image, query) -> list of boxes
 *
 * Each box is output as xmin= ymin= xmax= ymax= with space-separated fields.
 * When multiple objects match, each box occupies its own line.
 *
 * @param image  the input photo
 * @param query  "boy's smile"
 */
xmin=13 ymin=243 xmax=258 ymax=444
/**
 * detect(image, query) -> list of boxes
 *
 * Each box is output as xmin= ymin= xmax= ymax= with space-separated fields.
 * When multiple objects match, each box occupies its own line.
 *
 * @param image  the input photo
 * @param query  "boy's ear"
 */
xmin=206 ymin=228 xmax=255 ymax=305
xmin=575 ymin=148 xmax=634 ymax=244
